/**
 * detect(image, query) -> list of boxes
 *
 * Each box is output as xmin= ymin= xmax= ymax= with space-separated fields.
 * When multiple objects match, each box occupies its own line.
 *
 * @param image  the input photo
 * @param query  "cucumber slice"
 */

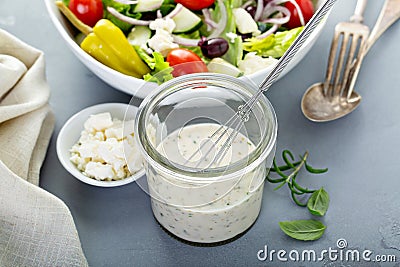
xmin=172 ymin=6 xmax=202 ymax=34
xmin=207 ymin=58 xmax=243 ymax=77
xmin=127 ymin=26 xmax=151 ymax=47
xmin=134 ymin=0 xmax=164 ymax=12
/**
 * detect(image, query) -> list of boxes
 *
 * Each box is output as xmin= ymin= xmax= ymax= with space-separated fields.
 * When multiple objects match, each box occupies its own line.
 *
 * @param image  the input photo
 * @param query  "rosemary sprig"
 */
xmin=266 ymin=150 xmax=328 ymax=207
xmin=268 ymin=150 xmax=330 ymax=241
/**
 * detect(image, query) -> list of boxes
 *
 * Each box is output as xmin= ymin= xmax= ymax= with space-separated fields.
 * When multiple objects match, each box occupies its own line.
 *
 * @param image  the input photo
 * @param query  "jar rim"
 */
xmin=134 ymin=73 xmax=278 ymax=182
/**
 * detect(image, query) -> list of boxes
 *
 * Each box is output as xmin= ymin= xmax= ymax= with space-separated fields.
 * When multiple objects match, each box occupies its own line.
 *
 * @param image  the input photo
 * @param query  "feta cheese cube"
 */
xmin=238 ymin=52 xmax=278 ymax=75
xmin=149 ymin=17 xmax=176 ymax=33
xmin=148 ymin=29 xmax=179 ymax=57
xmin=84 ymin=112 xmax=113 ymax=132
xmin=84 ymin=162 xmax=115 ymax=180
xmin=233 ymin=8 xmax=260 ymax=35
xmin=77 ymin=141 xmax=99 ymax=159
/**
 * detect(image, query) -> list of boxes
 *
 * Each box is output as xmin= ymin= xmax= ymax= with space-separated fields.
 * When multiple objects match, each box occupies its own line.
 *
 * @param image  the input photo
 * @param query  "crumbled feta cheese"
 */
xmin=76 ymin=141 xmax=99 ymax=159
xmin=70 ymin=153 xmax=89 ymax=170
xmin=148 ymin=18 xmax=179 ymax=57
xmin=123 ymin=136 xmax=142 ymax=173
xmin=148 ymin=30 xmax=179 ymax=57
xmin=70 ymin=112 xmax=144 ymax=181
xmin=84 ymin=162 xmax=115 ymax=180
xmin=105 ymin=120 xmax=135 ymax=140
xmin=233 ymin=8 xmax=260 ymax=36
xmin=238 ymin=52 xmax=278 ymax=75
xmin=149 ymin=17 xmax=176 ymax=33
xmin=226 ymin=32 xmax=239 ymax=43
xmin=105 ymin=124 xmax=124 ymax=140
xmin=84 ymin=112 xmax=113 ymax=132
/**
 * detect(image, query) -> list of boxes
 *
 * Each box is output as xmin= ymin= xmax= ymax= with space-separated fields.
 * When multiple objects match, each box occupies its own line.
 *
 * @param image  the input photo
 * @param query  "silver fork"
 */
xmin=344 ymin=0 xmax=400 ymax=100
xmin=323 ymin=0 xmax=369 ymax=98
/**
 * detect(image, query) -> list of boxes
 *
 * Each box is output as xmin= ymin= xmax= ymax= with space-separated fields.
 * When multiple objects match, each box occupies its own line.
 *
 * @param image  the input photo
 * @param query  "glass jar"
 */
xmin=134 ymin=73 xmax=277 ymax=243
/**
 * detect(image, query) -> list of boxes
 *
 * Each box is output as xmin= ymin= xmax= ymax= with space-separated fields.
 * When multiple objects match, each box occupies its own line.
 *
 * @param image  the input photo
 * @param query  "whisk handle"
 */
xmin=259 ymin=0 xmax=338 ymax=93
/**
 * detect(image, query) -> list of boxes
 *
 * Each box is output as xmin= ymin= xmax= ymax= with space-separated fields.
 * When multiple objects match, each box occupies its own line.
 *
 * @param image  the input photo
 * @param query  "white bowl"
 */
xmin=56 ymin=103 xmax=145 ymax=187
xmin=45 ymin=0 xmax=328 ymax=98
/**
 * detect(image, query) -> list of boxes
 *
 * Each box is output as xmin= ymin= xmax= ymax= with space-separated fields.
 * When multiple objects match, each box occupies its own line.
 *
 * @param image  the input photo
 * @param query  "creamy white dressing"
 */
xmin=147 ymin=123 xmax=266 ymax=243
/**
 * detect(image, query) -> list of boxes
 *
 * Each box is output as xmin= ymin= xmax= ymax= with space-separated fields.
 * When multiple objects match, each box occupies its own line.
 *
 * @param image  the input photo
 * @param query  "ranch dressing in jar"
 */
xmin=147 ymin=123 xmax=266 ymax=243
xmin=134 ymin=73 xmax=277 ymax=243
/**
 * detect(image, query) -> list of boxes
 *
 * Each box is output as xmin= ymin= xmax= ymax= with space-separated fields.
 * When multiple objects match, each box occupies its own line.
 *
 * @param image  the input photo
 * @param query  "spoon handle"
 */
xmin=364 ymin=0 xmax=400 ymax=54
xmin=345 ymin=0 xmax=400 ymax=99
xmin=259 ymin=0 xmax=337 ymax=92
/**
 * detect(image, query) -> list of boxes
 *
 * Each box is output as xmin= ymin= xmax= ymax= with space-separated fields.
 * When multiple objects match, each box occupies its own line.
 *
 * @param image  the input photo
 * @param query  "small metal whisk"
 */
xmin=186 ymin=0 xmax=338 ymax=169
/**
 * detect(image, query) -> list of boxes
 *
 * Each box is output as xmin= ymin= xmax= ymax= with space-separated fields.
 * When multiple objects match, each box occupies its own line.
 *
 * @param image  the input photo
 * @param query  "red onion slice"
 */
xmin=112 ymin=0 xmax=138 ymax=5
xmin=202 ymin=8 xmax=218 ymax=30
xmin=262 ymin=0 xmax=289 ymax=19
xmin=262 ymin=16 xmax=289 ymax=25
xmin=166 ymin=4 xmax=184 ymax=19
xmin=107 ymin=7 xmax=151 ymax=25
xmin=269 ymin=0 xmax=291 ymax=4
xmin=260 ymin=6 xmax=290 ymax=25
xmin=256 ymin=23 xmax=278 ymax=39
xmin=241 ymin=0 xmax=254 ymax=9
xmin=172 ymin=35 xmax=200 ymax=47
xmin=254 ymin=0 xmax=264 ymax=21
xmin=209 ymin=0 xmax=227 ymax=38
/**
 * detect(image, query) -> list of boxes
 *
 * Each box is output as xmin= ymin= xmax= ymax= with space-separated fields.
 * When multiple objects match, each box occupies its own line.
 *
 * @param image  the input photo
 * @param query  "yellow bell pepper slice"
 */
xmin=81 ymin=33 xmax=141 ymax=77
xmin=81 ymin=19 xmax=150 ymax=78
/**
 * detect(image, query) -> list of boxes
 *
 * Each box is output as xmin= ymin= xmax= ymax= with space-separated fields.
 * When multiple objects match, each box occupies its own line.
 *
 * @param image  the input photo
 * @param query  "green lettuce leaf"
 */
xmin=143 ymin=71 xmax=173 ymax=84
xmin=151 ymin=52 xmax=171 ymax=73
xmin=147 ymin=53 xmax=174 ymax=84
xmin=231 ymin=0 xmax=243 ymax=8
xmin=102 ymin=0 xmax=142 ymax=32
xmin=211 ymin=0 xmax=242 ymax=66
xmin=159 ymin=0 xmax=176 ymax=16
xmin=243 ymin=26 xmax=303 ymax=58
xmin=135 ymin=47 xmax=173 ymax=84
xmin=224 ymin=35 xmax=243 ymax=67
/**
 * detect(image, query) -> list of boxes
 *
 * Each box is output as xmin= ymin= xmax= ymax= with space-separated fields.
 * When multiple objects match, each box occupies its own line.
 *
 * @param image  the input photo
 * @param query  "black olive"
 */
xmin=198 ymin=37 xmax=229 ymax=59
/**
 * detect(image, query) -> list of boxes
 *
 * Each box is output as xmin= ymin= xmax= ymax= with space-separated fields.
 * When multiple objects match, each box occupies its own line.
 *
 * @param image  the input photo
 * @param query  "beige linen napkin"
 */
xmin=0 ymin=29 xmax=88 ymax=266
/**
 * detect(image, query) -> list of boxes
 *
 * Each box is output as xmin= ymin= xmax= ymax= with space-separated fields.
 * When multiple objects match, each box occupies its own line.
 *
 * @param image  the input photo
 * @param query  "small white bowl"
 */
xmin=56 ymin=103 xmax=145 ymax=187
xmin=44 ymin=0 xmax=328 ymax=98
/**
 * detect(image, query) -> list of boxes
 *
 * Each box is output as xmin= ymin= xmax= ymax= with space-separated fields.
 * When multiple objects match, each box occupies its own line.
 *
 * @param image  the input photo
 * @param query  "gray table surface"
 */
xmin=2 ymin=0 xmax=400 ymax=266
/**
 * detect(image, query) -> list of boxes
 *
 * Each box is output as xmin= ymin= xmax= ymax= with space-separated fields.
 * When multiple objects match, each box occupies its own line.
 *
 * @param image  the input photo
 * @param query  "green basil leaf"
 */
xmin=307 ymin=187 xmax=330 ymax=216
xmin=279 ymin=220 xmax=326 ymax=241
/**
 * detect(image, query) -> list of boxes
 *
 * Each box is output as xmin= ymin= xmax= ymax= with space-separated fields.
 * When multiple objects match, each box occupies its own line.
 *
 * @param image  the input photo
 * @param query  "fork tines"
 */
xmin=323 ymin=22 xmax=370 ymax=99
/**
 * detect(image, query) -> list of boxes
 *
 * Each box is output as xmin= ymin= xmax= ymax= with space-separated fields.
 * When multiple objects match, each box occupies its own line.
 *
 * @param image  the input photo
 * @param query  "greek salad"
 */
xmin=57 ymin=0 xmax=317 ymax=83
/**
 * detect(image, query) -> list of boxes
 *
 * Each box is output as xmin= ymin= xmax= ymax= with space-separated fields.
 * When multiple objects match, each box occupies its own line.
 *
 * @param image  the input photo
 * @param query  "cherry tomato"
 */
xmin=69 ymin=0 xmax=103 ymax=27
xmin=174 ymin=0 xmax=215 ymax=11
xmin=284 ymin=0 xmax=314 ymax=29
xmin=166 ymin=48 xmax=208 ymax=77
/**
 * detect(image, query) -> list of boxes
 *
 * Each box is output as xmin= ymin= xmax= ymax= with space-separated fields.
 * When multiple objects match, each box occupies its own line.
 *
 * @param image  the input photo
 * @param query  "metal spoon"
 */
xmin=301 ymin=0 xmax=400 ymax=122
